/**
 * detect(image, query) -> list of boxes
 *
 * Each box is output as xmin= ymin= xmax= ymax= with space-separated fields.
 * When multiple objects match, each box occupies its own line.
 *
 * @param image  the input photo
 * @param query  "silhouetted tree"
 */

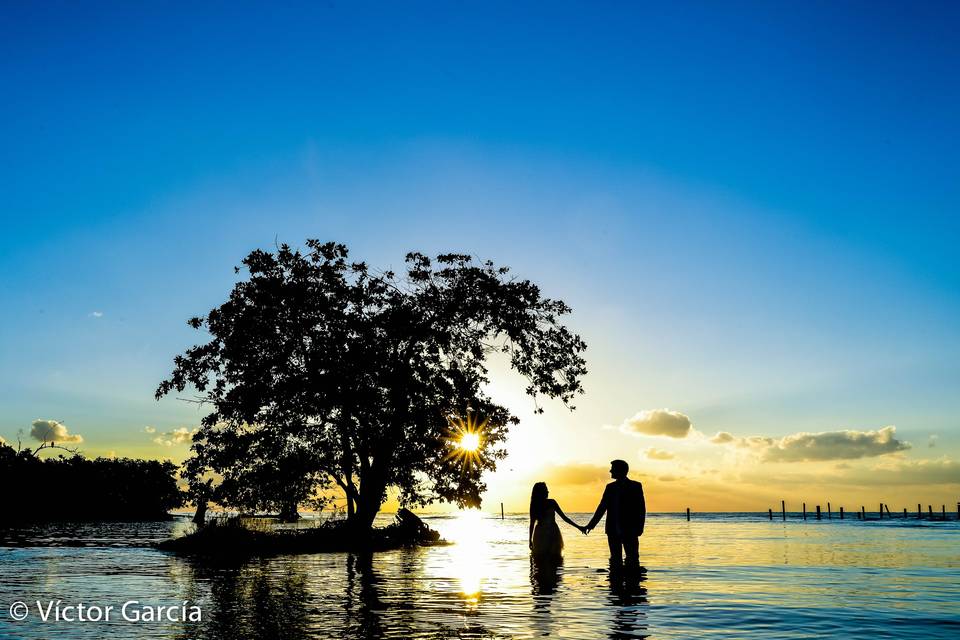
xmin=0 ymin=443 xmax=185 ymax=522
xmin=156 ymin=241 xmax=587 ymax=533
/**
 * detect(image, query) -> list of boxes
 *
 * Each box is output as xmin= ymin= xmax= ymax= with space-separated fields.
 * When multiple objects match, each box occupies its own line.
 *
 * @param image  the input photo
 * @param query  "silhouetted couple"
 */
xmin=529 ymin=459 xmax=646 ymax=570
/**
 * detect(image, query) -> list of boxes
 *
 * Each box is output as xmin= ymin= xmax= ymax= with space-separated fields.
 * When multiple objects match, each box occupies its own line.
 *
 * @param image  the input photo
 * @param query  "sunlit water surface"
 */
xmin=1 ymin=513 xmax=958 ymax=639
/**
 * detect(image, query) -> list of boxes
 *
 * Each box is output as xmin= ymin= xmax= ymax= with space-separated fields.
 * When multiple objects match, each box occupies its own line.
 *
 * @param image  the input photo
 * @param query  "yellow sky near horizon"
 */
xmin=16 ymin=356 xmax=959 ymax=515
xmin=69 ymin=419 xmax=959 ymax=516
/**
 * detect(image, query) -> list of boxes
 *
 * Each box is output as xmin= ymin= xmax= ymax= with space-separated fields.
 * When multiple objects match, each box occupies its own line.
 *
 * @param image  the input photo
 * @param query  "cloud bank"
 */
xmin=620 ymin=409 xmax=692 ymax=438
xmin=644 ymin=447 xmax=675 ymax=460
xmin=857 ymin=458 xmax=960 ymax=485
xmin=738 ymin=457 xmax=960 ymax=487
xmin=152 ymin=427 xmax=199 ymax=447
xmin=30 ymin=419 xmax=83 ymax=444
xmin=711 ymin=426 xmax=910 ymax=462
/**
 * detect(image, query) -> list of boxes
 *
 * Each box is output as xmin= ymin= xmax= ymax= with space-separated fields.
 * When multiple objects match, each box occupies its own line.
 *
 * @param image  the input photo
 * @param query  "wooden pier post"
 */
xmin=879 ymin=503 xmax=883 ymax=519
xmin=918 ymin=503 xmax=922 ymax=519
xmin=686 ymin=507 xmax=690 ymax=521
xmin=781 ymin=500 xmax=786 ymax=521
xmin=861 ymin=505 xmax=866 ymax=519
xmin=501 ymin=502 xmax=504 ymax=520
xmin=816 ymin=505 xmax=821 ymax=520
xmin=943 ymin=505 xmax=946 ymax=520
xmin=840 ymin=506 xmax=844 ymax=519
xmin=768 ymin=508 xmax=773 ymax=520
xmin=827 ymin=502 xmax=832 ymax=519
xmin=903 ymin=508 xmax=907 ymax=518
xmin=928 ymin=505 xmax=933 ymax=519
xmin=802 ymin=502 xmax=807 ymax=520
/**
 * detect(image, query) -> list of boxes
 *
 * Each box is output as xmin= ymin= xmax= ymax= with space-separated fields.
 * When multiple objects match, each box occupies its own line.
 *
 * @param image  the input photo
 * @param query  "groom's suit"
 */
xmin=586 ymin=477 xmax=646 ymax=568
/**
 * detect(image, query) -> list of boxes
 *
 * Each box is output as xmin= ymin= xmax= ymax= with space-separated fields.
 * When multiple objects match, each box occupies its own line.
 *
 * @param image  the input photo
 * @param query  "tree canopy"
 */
xmin=157 ymin=241 xmax=587 ymax=530
xmin=0 ymin=443 xmax=185 ymax=523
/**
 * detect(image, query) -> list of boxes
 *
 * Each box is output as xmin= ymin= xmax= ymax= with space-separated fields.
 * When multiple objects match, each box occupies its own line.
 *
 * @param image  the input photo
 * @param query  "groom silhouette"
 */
xmin=585 ymin=459 xmax=646 ymax=569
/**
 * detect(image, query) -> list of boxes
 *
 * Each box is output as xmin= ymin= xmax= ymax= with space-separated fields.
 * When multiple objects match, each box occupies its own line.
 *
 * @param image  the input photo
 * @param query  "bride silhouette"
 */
xmin=528 ymin=481 xmax=585 ymax=561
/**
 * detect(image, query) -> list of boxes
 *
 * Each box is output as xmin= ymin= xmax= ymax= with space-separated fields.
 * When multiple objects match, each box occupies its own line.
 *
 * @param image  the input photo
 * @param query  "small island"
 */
xmin=157 ymin=508 xmax=444 ymax=557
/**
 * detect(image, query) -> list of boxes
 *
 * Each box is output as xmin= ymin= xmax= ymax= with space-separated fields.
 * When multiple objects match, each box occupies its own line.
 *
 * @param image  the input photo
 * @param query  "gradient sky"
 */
xmin=2 ymin=1 xmax=958 ymax=511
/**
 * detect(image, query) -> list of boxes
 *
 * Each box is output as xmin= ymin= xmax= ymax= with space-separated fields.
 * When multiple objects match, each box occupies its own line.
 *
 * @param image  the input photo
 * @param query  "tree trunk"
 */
xmin=191 ymin=483 xmax=210 ymax=526
xmin=278 ymin=499 xmax=300 ymax=522
xmin=350 ymin=497 xmax=379 ymax=536
xmin=348 ymin=479 xmax=385 ymax=542
xmin=192 ymin=497 xmax=207 ymax=526
xmin=341 ymin=430 xmax=356 ymax=520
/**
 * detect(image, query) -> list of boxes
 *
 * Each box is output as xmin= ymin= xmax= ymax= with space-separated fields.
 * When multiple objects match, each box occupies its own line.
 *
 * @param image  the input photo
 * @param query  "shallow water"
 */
xmin=1 ymin=513 xmax=958 ymax=639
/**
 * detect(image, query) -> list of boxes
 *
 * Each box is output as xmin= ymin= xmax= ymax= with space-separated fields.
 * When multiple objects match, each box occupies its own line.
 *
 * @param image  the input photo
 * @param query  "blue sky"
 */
xmin=1 ymin=1 xmax=958 ymax=506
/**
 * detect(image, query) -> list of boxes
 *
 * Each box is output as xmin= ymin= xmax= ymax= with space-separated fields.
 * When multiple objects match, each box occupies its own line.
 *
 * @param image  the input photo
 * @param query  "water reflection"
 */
xmin=530 ymin=557 xmax=563 ymax=638
xmin=185 ymin=558 xmax=312 ymax=640
xmin=530 ymin=556 xmax=563 ymax=596
xmin=442 ymin=509 xmax=489 ymax=603
xmin=607 ymin=567 xmax=649 ymax=639
xmin=344 ymin=553 xmax=386 ymax=639
xmin=2 ymin=514 xmax=959 ymax=639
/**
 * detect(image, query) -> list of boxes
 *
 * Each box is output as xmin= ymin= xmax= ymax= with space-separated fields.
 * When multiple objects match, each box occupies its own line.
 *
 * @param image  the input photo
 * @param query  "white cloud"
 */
xmin=620 ymin=409 xmax=692 ymax=438
xmin=711 ymin=425 xmax=910 ymax=462
xmin=152 ymin=427 xmax=199 ymax=447
xmin=30 ymin=419 xmax=83 ymax=444
xmin=644 ymin=447 xmax=675 ymax=460
xmin=144 ymin=426 xmax=156 ymax=434
xmin=89 ymin=311 xmax=103 ymax=318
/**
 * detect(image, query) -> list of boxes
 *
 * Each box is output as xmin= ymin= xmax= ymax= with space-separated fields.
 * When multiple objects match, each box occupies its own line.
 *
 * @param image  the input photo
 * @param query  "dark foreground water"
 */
xmin=1 ymin=512 xmax=958 ymax=639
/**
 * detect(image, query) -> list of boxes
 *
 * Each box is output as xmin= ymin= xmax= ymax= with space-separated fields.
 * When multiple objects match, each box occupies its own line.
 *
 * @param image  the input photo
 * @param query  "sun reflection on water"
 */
xmin=443 ymin=509 xmax=492 ymax=603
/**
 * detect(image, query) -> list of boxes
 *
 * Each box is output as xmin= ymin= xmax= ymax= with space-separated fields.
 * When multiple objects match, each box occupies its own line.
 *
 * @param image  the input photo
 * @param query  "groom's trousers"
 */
xmin=607 ymin=534 xmax=639 ymax=569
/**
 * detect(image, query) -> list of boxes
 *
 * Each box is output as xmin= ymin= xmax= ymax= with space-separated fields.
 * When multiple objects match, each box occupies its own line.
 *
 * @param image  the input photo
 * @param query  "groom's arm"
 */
xmin=585 ymin=486 xmax=609 ymax=532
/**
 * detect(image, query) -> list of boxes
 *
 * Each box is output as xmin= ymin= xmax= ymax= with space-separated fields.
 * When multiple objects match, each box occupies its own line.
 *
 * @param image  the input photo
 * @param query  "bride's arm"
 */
xmin=553 ymin=501 xmax=584 ymax=531
xmin=529 ymin=510 xmax=535 ymax=548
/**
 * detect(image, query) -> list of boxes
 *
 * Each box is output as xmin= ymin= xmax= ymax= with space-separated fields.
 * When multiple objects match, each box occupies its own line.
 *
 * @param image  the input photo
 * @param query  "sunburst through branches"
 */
xmin=446 ymin=413 xmax=489 ymax=470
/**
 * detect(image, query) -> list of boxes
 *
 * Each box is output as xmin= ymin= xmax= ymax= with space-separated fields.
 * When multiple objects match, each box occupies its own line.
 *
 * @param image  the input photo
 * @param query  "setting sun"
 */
xmin=458 ymin=432 xmax=481 ymax=452
xmin=446 ymin=413 xmax=489 ymax=469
